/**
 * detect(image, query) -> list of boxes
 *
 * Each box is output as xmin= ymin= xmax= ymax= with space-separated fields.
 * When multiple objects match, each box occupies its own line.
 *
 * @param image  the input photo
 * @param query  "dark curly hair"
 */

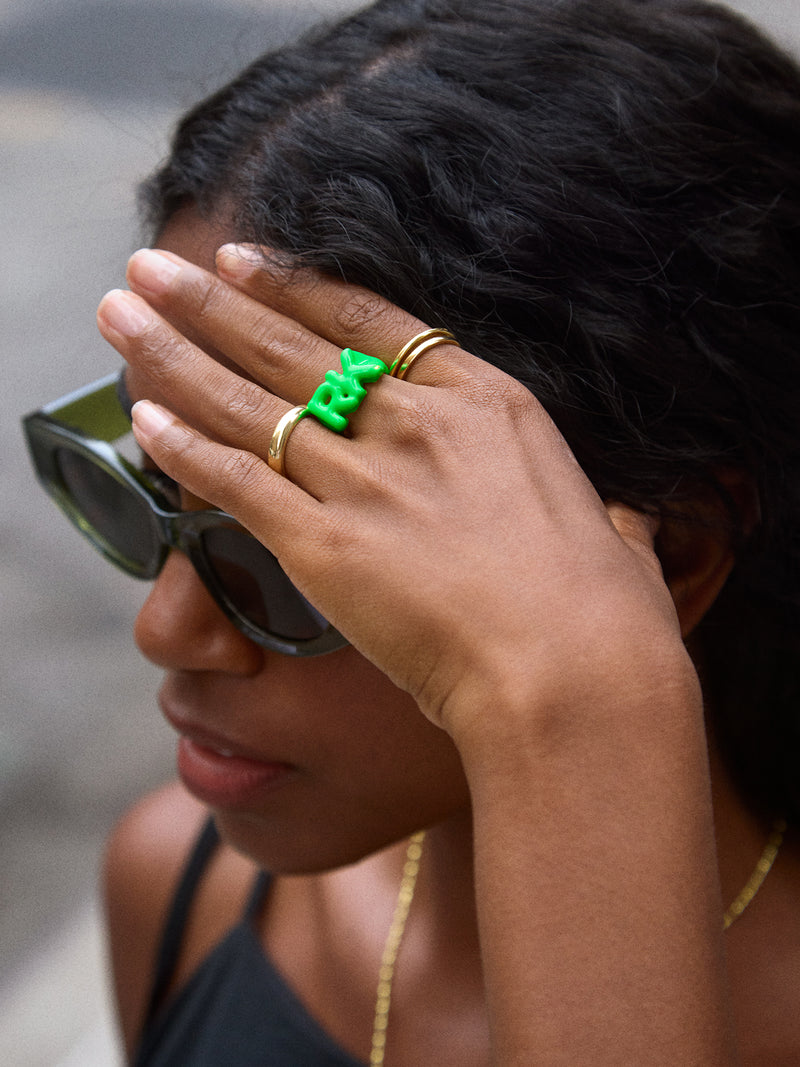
xmin=141 ymin=0 xmax=800 ymax=821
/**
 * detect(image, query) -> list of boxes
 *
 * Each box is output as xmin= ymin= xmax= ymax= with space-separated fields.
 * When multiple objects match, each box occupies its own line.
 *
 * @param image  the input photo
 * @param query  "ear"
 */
xmin=655 ymin=473 xmax=759 ymax=639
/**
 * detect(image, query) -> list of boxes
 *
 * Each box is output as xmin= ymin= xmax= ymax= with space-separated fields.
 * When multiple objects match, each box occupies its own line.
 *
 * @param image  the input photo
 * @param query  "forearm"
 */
xmin=454 ymin=667 xmax=738 ymax=1066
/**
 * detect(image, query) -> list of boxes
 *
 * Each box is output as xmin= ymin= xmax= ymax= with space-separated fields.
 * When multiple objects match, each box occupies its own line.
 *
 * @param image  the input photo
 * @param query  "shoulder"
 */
xmin=103 ymin=781 xmax=259 ymax=1055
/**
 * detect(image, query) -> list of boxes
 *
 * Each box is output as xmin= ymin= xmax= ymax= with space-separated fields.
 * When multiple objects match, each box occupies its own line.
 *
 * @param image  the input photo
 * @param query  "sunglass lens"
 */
xmin=55 ymin=448 xmax=159 ymax=572
xmin=200 ymin=525 xmax=328 ymax=641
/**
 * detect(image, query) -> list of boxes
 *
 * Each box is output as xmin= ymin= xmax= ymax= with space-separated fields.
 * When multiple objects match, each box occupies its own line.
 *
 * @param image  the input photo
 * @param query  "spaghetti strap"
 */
xmin=143 ymin=816 xmax=221 ymax=1026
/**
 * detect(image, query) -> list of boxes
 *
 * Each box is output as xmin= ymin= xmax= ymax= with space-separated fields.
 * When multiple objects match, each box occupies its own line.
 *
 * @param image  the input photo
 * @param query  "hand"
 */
xmin=97 ymin=246 xmax=689 ymax=737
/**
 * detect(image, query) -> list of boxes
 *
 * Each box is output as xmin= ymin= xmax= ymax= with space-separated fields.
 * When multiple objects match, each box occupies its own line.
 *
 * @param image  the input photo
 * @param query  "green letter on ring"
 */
xmin=306 ymin=348 xmax=388 ymax=432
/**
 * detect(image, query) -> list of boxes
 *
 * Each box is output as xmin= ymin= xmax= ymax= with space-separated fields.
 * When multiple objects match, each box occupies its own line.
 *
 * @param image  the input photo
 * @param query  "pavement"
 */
xmin=1 ymin=1 xmax=798 ymax=1064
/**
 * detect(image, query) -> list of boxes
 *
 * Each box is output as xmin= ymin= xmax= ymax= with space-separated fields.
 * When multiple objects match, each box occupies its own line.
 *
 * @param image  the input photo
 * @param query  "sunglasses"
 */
xmin=22 ymin=373 xmax=347 ymax=656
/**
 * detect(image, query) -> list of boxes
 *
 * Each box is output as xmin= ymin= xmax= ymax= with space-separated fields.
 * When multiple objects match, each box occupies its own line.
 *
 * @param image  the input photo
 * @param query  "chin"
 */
xmin=212 ymin=806 xmax=432 ymax=875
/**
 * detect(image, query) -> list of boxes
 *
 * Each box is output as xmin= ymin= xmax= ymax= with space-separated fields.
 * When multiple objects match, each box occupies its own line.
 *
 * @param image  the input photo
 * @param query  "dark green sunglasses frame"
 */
xmin=22 ymin=373 xmax=347 ymax=657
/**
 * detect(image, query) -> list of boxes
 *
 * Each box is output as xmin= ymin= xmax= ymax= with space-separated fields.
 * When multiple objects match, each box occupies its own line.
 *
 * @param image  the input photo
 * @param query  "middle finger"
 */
xmin=125 ymin=248 xmax=346 ymax=404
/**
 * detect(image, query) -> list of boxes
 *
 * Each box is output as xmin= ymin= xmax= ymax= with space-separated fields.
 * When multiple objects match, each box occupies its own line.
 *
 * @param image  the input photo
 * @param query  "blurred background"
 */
xmin=2 ymin=0 xmax=798 ymax=1063
xmin=1 ymin=1 xmax=358 ymax=1063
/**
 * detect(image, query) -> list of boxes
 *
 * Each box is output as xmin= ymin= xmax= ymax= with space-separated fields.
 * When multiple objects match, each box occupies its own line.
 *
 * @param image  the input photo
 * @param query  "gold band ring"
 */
xmin=389 ymin=328 xmax=461 ymax=381
xmin=268 ymin=405 xmax=308 ymax=477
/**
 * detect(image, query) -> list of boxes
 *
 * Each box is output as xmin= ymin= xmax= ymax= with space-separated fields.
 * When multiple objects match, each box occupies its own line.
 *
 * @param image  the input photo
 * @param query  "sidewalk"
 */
xmin=0 ymin=900 xmax=122 ymax=1067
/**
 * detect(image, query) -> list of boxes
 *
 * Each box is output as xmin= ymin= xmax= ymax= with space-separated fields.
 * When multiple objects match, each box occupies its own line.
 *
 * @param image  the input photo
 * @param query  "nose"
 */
xmin=134 ymin=550 xmax=264 ymax=674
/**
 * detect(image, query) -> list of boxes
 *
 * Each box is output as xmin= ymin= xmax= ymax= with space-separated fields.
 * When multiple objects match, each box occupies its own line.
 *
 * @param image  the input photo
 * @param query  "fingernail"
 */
xmin=97 ymin=289 xmax=152 ymax=337
xmin=216 ymin=243 xmax=263 ymax=279
xmin=127 ymin=248 xmax=181 ymax=294
xmin=131 ymin=399 xmax=174 ymax=439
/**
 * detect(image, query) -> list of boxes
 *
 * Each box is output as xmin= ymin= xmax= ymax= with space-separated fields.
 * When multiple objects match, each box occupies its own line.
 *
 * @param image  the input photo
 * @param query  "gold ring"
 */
xmin=389 ymin=328 xmax=460 ymax=381
xmin=268 ymin=405 xmax=308 ymax=477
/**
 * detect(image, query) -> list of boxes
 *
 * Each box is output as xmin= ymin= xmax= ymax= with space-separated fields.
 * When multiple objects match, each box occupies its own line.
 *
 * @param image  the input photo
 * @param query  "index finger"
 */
xmin=215 ymin=243 xmax=475 ymax=388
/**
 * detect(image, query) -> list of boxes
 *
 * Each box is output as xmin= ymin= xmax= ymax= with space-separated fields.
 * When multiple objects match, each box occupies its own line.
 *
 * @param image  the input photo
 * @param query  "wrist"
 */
xmin=437 ymin=636 xmax=704 ymax=774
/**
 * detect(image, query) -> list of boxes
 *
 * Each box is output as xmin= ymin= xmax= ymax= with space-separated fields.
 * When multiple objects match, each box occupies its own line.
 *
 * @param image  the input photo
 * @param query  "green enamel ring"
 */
xmin=306 ymin=348 xmax=389 ymax=432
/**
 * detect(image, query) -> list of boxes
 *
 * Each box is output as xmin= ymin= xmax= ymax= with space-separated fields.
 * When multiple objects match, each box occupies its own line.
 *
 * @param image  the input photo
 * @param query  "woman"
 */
xmin=25 ymin=0 xmax=800 ymax=1061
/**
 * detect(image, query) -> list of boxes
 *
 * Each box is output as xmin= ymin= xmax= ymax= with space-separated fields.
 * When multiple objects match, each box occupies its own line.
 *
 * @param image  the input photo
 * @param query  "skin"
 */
xmin=99 ymin=214 xmax=800 ymax=1065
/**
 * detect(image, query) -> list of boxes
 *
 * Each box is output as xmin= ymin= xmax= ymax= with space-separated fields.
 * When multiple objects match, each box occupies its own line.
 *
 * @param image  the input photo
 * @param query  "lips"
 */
xmin=176 ymin=737 xmax=296 ymax=808
xmin=159 ymin=693 xmax=297 ymax=809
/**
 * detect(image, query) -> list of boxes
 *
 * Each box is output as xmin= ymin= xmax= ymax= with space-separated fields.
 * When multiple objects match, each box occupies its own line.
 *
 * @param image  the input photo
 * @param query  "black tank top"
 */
xmin=133 ymin=818 xmax=367 ymax=1066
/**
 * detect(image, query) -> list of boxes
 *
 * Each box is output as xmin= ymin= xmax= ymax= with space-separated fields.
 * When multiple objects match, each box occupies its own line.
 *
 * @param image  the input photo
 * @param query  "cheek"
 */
xmin=305 ymin=651 xmax=465 ymax=784
xmin=219 ymin=653 xmax=471 ymax=872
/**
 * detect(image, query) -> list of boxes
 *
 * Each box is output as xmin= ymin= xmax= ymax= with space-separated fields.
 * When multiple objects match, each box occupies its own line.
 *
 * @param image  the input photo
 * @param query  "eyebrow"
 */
xmin=116 ymin=369 xmax=134 ymax=420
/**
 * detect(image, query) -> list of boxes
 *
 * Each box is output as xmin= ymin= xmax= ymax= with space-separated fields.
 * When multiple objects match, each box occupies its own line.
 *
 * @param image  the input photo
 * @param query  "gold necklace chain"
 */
xmin=370 ymin=831 xmax=426 ymax=1067
xmin=723 ymin=817 xmax=786 ymax=929
xmin=368 ymin=817 xmax=786 ymax=1064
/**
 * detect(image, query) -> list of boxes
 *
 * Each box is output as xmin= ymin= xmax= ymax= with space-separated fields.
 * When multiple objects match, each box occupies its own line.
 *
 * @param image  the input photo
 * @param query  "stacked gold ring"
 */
xmin=388 ymin=328 xmax=460 ymax=380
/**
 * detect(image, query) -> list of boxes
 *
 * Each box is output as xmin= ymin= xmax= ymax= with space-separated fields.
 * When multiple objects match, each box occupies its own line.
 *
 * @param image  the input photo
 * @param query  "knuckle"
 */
xmin=224 ymin=379 xmax=270 ymax=427
xmin=314 ymin=512 xmax=348 ymax=553
xmin=384 ymin=373 xmax=539 ymax=456
xmin=252 ymin=317 xmax=312 ymax=370
xmin=351 ymin=449 xmax=398 ymax=499
xmin=332 ymin=290 xmax=390 ymax=339
xmin=156 ymin=419 xmax=196 ymax=461
xmin=307 ymin=510 xmax=357 ymax=567
xmin=239 ymin=308 xmax=274 ymax=357
xmin=137 ymin=326 xmax=191 ymax=383
xmin=281 ymin=509 xmax=346 ymax=577
xmin=190 ymin=272 xmax=224 ymax=326
xmin=390 ymin=389 xmax=462 ymax=445
xmin=462 ymin=373 xmax=539 ymax=423
xmin=217 ymin=447 xmax=263 ymax=492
